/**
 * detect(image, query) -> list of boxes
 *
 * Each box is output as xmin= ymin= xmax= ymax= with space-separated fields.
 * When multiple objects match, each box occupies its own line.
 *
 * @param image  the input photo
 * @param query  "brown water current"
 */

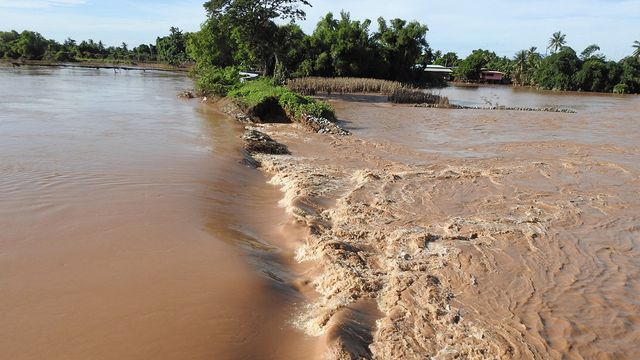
xmin=247 ymin=86 xmax=640 ymax=359
xmin=0 ymin=67 xmax=316 ymax=359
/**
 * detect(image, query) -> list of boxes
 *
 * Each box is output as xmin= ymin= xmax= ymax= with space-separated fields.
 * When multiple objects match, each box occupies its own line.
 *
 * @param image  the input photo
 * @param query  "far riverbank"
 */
xmin=0 ymin=59 xmax=189 ymax=72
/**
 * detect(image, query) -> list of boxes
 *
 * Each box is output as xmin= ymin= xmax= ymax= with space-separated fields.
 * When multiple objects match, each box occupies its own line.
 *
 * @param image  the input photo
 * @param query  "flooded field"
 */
xmin=249 ymin=85 xmax=640 ymax=359
xmin=0 ymin=67 xmax=315 ymax=360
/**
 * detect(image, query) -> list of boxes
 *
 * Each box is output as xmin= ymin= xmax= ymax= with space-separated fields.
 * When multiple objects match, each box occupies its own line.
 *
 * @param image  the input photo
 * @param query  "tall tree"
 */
xmin=525 ymin=47 xmax=542 ymax=85
xmin=156 ymin=27 xmax=189 ymax=65
xmin=203 ymin=0 xmax=311 ymax=75
xmin=375 ymin=17 xmax=429 ymax=80
xmin=575 ymin=58 xmax=612 ymax=92
xmin=535 ymin=46 xmax=580 ymax=90
xmin=14 ymin=31 xmax=49 ymax=60
xmin=272 ymin=24 xmax=307 ymax=76
xmin=187 ymin=18 xmax=235 ymax=69
xmin=618 ymin=55 xmax=640 ymax=93
xmin=434 ymin=52 xmax=459 ymax=67
xmin=512 ymin=50 xmax=528 ymax=86
xmin=580 ymin=44 xmax=601 ymax=60
xmin=548 ymin=31 xmax=566 ymax=53
xmin=454 ymin=49 xmax=496 ymax=81
xmin=302 ymin=12 xmax=378 ymax=77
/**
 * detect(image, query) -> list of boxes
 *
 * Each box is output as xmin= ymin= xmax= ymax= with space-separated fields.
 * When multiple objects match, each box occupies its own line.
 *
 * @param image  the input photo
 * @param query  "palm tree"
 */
xmin=548 ymin=31 xmax=566 ymax=53
xmin=525 ymin=47 xmax=541 ymax=86
xmin=513 ymin=50 xmax=528 ymax=86
xmin=633 ymin=40 xmax=640 ymax=58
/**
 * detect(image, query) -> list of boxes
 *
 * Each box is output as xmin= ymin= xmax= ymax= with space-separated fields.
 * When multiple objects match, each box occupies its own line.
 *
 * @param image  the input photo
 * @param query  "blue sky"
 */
xmin=0 ymin=0 xmax=638 ymax=60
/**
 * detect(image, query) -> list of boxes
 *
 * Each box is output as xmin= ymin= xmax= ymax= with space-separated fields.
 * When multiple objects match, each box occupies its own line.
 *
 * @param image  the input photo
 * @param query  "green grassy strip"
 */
xmin=229 ymin=79 xmax=335 ymax=120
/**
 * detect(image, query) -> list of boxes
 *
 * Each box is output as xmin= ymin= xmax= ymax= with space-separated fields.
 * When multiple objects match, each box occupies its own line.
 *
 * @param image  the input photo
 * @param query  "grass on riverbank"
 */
xmin=229 ymin=79 xmax=335 ymax=120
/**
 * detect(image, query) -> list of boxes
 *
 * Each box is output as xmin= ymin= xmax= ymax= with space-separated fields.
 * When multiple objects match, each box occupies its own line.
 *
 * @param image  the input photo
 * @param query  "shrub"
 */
xmin=54 ymin=50 xmax=75 ymax=62
xmin=194 ymin=66 xmax=241 ymax=96
xmin=613 ymin=83 xmax=628 ymax=94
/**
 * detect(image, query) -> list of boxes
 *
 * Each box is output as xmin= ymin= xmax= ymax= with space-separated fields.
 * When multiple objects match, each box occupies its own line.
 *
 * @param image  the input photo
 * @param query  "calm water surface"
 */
xmin=0 ymin=67 xmax=314 ymax=360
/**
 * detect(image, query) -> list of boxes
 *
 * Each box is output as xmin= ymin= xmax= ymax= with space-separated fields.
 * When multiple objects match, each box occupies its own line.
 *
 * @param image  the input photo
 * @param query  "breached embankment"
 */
xmin=229 ymin=101 xmax=510 ymax=358
xmin=223 ymin=94 xmax=640 ymax=359
xmin=247 ymin=135 xmax=517 ymax=359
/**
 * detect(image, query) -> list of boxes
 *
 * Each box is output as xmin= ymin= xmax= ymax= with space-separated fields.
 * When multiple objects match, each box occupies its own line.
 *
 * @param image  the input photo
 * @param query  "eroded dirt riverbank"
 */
xmin=243 ymin=92 xmax=640 ymax=359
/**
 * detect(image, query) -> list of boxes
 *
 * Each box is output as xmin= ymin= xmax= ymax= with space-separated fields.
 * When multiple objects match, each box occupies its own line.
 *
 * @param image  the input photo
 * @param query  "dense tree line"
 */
xmin=432 ymin=32 xmax=639 ymax=93
xmin=0 ymin=29 xmax=189 ymax=64
xmin=3 ymin=1 xmax=639 ymax=95
xmin=187 ymin=0 xmax=431 ymax=82
xmin=188 ymin=0 xmax=639 ymax=93
xmin=507 ymin=36 xmax=640 ymax=94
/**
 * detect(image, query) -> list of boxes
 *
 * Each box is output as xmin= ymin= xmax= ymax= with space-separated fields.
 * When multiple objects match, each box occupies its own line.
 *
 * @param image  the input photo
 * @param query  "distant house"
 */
xmin=424 ymin=65 xmax=454 ymax=82
xmin=480 ymin=70 xmax=505 ymax=84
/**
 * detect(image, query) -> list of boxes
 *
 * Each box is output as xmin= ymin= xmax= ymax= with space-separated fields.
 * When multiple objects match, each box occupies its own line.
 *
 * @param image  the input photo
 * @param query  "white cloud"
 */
xmin=0 ymin=0 xmax=86 ymax=8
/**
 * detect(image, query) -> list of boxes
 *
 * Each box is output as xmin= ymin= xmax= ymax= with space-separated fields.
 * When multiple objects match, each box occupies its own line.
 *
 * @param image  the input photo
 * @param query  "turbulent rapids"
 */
xmin=2 ymin=67 xmax=638 ymax=360
xmin=242 ymin=89 xmax=640 ymax=359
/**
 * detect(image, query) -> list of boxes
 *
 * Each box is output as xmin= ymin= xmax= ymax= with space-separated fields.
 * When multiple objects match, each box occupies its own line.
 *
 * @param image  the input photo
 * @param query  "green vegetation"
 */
xmin=188 ymin=5 xmax=431 ymax=83
xmin=202 ymin=0 xmax=310 ymax=76
xmin=548 ymin=31 xmax=567 ymax=54
xmin=534 ymin=47 xmax=581 ymax=91
xmin=229 ymin=79 xmax=335 ymax=119
xmin=194 ymin=66 xmax=241 ymax=96
xmin=453 ymin=49 xmax=512 ymax=81
xmin=0 ymin=28 xmax=189 ymax=65
xmin=156 ymin=27 xmax=189 ymax=65
xmin=3 ymin=3 xmax=639 ymax=95
xmin=508 ymin=38 xmax=640 ymax=93
xmin=432 ymin=51 xmax=460 ymax=67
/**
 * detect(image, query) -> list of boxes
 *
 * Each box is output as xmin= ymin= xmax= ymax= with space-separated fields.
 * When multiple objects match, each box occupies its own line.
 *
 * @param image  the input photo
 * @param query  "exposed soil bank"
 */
xmin=237 ymin=92 xmax=640 ymax=359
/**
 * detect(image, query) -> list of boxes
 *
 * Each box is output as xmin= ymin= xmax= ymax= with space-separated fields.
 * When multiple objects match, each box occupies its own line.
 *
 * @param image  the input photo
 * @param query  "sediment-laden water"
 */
xmin=0 ymin=67 xmax=315 ymax=360
xmin=248 ymin=86 xmax=640 ymax=359
xmin=3 ymin=69 xmax=638 ymax=359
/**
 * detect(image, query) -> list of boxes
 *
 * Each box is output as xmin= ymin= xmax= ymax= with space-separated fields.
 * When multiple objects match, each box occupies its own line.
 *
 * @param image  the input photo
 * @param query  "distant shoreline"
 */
xmin=0 ymin=59 xmax=190 ymax=73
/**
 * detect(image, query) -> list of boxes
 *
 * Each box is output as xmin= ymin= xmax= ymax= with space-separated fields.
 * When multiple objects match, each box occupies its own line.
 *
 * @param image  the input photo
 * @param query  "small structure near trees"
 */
xmin=423 ymin=64 xmax=453 ymax=82
xmin=480 ymin=70 xmax=505 ymax=83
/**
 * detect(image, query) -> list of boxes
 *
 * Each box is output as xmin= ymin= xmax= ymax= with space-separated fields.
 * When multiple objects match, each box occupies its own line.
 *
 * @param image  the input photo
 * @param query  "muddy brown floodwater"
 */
xmin=3 ymin=68 xmax=639 ymax=360
xmin=0 ymin=67 xmax=316 ymax=359
xmin=245 ymin=85 xmax=640 ymax=359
